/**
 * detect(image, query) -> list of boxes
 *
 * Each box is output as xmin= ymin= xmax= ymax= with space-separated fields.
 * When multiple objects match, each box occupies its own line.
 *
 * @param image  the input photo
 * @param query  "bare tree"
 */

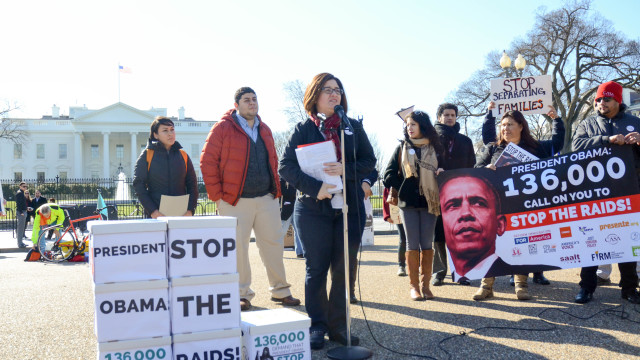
xmin=272 ymin=130 xmax=290 ymax=160
xmin=283 ymin=80 xmax=307 ymax=127
xmin=0 ymin=103 xmax=28 ymax=144
xmin=450 ymin=0 xmax=640 ymax=151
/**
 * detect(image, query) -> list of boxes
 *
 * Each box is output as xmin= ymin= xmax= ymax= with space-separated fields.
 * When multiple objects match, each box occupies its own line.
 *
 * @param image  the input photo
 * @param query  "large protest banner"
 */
xmin=439 ymin=146 xmax=640 ymax=281
xmin=490 ymin=75 xmax=552 ymax=117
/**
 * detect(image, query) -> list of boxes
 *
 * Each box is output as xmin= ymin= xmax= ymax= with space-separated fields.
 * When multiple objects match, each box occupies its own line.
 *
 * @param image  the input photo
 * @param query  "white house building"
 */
xmin=0 ymin=103 xmax=216 ymax=181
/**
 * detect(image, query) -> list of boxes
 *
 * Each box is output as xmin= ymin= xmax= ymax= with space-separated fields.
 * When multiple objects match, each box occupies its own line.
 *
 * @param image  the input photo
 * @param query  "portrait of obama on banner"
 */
xmin=438 ymin=171 xmax=559 ymax=281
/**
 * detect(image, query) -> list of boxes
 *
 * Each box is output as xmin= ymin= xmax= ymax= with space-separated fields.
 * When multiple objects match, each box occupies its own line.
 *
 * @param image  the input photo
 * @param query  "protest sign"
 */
xmin=490 ymin=75 xmax=552 ymax=117
xmin=439 ymin=146 xmax=640 ymax=281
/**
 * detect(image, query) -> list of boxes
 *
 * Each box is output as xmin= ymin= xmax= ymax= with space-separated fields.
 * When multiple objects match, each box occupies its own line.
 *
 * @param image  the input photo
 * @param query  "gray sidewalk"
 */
xmin=1 ymin=235 xmax=639 ymax=359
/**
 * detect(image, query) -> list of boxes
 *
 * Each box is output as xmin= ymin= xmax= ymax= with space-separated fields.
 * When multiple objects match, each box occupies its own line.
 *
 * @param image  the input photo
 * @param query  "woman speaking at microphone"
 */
xmin=279 ymin=73 xmax=376 ymax=350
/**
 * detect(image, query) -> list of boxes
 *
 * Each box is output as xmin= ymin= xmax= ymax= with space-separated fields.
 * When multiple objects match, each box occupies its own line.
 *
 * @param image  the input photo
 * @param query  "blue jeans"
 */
xmin=293 ymin=198 xmax=364 ymax=334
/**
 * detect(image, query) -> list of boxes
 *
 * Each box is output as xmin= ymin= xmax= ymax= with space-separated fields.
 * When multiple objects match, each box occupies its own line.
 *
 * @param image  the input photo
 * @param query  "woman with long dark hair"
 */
xmin=474 ymin=105 xmax=564 ymax=301
xmin=383 ymin=111 xmax=444 ymax=301
xmin=279 ymin=73 xmax=376 ymax=350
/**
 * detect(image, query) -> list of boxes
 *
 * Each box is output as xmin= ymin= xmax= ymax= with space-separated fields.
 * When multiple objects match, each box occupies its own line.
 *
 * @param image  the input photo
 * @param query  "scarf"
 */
xmin=312 ymin=113 xmax=341 ymax=161
xmin=401 ymin=138 xmax=441 ymax=216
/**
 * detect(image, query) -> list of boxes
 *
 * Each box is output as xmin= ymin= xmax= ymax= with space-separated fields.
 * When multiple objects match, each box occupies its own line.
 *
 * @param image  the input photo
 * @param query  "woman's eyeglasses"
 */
xmin=321 ymin=87 xmax=343 ymax=95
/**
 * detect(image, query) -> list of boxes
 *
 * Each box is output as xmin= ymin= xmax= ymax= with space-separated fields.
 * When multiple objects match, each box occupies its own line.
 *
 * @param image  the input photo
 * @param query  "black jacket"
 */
xmin=133 ymin=139 xmax=198 ymax=217
xmin=383 ymin=141 xmax=442 ymax=209
xmin=435 ymin=122 xmax=475 ymax=170
xmin=15 ymin=190 xmax=27 ymax=212
xmin=280 ymin=179 xmax=296 ymax=221
xmin=572 ymin=104 xmax=640 ymax=180
xmin=477 ymin=112 xmax=565 ymax=167
xmin=279 ymin=118 xmax=376 ymax=216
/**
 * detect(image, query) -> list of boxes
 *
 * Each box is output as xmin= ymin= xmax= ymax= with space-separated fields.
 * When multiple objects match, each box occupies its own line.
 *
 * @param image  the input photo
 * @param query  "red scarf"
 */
xmin=312 ymin=113 xmax=342 ymax=161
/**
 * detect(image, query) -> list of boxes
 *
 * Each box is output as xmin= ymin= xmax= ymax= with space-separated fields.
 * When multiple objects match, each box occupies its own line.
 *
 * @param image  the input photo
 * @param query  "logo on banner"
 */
xmin=599 ymin=220 xmax=637 ymax=231
xmin=632 ymin=246 xmax=640 ymax=256
xmin=585 ymin=238 xmax=598 ymax=248
xmin=512 ymin=248 xmax=522 ymax=257
xmin=528 ymin=244 xmax=537 ymax=255
xmin=579 ymin=226 xmax=594 ymax=235
xmin=591 ymin=251 xmax=624 ymax=261
xmin=561 ymin=241 xmax=579 ymax=250
xmin=515 ymin=236 xmax=528 ymax=244
xmin=605 ymin=234 xmax=621 ymax=245
xmin=632 ymin=232 xmax=640 ymax=242
xmin=543 ymin=244 xmax=557 ymax=253
xmin=559 ymin=227 xmax=572 ymax=238
xmin=560 ymin=254 xmax=581 ymax=263
xmin=529 ymin=232 xmax=551 ymax=242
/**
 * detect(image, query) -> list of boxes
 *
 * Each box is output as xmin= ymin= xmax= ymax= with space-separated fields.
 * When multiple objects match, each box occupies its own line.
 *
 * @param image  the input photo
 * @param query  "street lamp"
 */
xmin=500 ymin=51 xmax=526 ymax=78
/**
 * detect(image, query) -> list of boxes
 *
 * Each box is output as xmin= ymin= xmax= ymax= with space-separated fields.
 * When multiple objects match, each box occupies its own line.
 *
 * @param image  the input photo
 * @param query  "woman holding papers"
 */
xmin=133 ymin=116 xmax=198 ymax=218
xmin=279 ymin=73 xmax=376 ymax=350
xmin=383 ymin=111 xmax=444 ymax=301
xmin=473 ymin=105 xmax=564 ymax=301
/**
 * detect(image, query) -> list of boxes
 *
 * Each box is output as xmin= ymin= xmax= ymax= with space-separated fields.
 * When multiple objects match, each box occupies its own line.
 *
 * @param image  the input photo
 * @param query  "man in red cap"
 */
xmin=572 ymin=80 xmax=640 ymax=304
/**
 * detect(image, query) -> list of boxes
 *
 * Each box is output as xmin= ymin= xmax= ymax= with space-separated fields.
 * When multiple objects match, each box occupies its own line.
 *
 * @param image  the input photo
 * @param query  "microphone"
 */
xmin=334 ymin=105 xmax=352 ymax=129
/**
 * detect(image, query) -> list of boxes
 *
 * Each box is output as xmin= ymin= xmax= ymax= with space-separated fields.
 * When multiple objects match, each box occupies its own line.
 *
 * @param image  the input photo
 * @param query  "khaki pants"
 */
xmin=218 ymin=194 xmax=292 ymax=301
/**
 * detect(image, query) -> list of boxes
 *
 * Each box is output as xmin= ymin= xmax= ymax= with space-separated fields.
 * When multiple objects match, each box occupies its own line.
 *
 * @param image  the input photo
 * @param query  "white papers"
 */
xmin=494 ymin=142 xmax=539 ymax=168
xmin=295 ymin=141 xmax=343 ymax=194
xmin=159 ymin=194 xmax=189 ymax=216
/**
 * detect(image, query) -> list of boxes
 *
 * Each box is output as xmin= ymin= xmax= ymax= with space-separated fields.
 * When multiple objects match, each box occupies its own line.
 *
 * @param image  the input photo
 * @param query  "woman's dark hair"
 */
xmin=303 ymin=73 xmax=348 ymax=117
xmin=497 ymin=110 xmax=538 ymax=149
xmin=403 ymin=111 xmax=443 ymax=154
xmin=149 ymin=116 xmax=175 ymax=141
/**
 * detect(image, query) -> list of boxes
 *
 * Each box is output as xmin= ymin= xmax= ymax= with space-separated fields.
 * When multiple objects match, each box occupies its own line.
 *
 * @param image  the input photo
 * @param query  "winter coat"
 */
xmin=572 ymin=104 xmax=640 ymax=180
xmin=279 ymin=118 xmax=376 ymax=216
xmin=383 ymin=141 xmax=442 ymax=209
xmin=133 ymin=139 xmax=198 ymax=217
xmin=434 ymin=122 xmax=475 ymax=170
xmin=200 ymin=109 xmax=281 ymax=206
xmin=477 ymin=112 xmax=565 ymax=167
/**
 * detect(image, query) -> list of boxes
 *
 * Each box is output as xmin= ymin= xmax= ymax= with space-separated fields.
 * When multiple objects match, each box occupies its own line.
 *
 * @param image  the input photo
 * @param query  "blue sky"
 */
xmin=1 ymin=0 xmax=638 ymax=162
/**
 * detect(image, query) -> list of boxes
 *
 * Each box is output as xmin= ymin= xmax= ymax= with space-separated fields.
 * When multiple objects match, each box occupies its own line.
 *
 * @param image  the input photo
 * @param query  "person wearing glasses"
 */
xmin=15 ymin=182 xmax=29 ymax=248
xmin=384 ymin=111 xmax=443 ymax=301
xmin=572 ymin=80 xmax=640 ymax=304
xmin=279 ymin=73 xmax=376 ymax=350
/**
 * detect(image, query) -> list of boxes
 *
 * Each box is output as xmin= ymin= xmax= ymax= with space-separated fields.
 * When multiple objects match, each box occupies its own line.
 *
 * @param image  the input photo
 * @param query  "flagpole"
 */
xmin=118 ymin=63 xmax=121 ymax=103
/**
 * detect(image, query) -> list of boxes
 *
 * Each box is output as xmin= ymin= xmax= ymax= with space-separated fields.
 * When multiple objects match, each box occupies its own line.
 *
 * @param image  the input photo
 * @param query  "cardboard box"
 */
xmin=97 ymin=336 xmax=171 ymax=360
xmin=241 ymin=309 xmax=311 ymax=360
xmin=170 ymin=274 xmax=240 ymax=334
xmin=172 ymin=328 xmax=241 ymax=360
xmin=89 ymin=220 xmax=168 ymax=284
xmin=161 ymin=216 xmax=237 ymax=277
xmin=94 ymin=279 xmax=171 ymax=342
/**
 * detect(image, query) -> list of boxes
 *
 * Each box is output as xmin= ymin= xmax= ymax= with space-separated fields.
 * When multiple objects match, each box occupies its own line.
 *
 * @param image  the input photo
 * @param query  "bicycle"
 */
xmin=37 ymin=206 xmax=113 ymax=262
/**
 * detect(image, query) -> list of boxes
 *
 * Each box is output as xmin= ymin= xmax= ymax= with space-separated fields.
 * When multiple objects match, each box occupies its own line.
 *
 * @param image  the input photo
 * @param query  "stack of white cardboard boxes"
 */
xmin=90 ymin=216 xmax=310 ymax=360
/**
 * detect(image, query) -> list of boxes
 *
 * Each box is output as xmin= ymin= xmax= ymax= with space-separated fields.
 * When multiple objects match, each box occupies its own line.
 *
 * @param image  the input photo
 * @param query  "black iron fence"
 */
xmin=1 ymin=176 xmax=386 ymax=232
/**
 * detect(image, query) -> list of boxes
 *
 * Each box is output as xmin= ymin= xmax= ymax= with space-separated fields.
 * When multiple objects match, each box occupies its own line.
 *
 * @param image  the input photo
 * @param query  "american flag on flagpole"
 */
xmin=118 ymin=65 xmax=132 ymax=74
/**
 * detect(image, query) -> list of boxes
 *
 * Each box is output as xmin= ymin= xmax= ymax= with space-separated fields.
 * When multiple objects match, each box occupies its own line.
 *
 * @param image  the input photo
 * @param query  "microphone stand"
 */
xmin=327 ymin=110 xmax=372 ymax=360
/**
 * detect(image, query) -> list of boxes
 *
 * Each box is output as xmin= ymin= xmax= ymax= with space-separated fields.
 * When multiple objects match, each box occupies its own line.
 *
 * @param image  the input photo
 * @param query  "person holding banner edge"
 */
xmin=474 ymin=105 xmax=564 ymax=300
xmin=571 ymin=80 xmax=640 ymax=304
xmin=432 ymin=103 xmax=476 ymax=287
xmin=383 ymin=110 xmax=444 ymax=301
xmin=482 ymin=101 xmax=564 ymax=286
xmin=279 ymin=73 xmax=376 ymax=350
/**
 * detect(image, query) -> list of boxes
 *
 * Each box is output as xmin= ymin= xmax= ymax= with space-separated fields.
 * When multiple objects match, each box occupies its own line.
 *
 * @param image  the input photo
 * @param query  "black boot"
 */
xmin=533 ymin=272 xmax=550 ymax=285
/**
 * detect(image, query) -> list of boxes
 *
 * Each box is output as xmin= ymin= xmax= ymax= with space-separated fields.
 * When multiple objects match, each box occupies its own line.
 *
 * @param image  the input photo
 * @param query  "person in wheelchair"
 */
xmin=31 ymin=204 xmax=65 ymax=253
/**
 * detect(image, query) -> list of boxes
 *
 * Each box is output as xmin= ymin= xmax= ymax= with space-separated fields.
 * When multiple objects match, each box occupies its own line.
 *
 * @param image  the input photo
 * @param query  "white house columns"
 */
xmin=130 ymin=132 xmax=137 ymax=176
xmin=102 ymin=131 xmax=110 ymax=177
xmin=74 ymin=132 xmax=83 ymax=178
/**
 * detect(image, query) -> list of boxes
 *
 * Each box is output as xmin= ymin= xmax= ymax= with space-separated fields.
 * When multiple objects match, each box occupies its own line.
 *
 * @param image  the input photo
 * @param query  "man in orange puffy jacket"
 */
xmin=201 ymin=87 xmax=300 ymax=311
